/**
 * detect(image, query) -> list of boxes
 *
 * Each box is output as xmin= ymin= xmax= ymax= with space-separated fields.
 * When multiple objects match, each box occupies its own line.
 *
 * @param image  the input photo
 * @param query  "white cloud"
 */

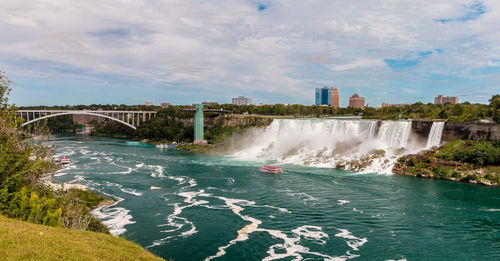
xmin=0 ymin=0 xmax=498 ymax=105
xmin=330 ymin=59 xmax=385 ymax=71
xmin=6 ymin=15 xmax=38 ymax=28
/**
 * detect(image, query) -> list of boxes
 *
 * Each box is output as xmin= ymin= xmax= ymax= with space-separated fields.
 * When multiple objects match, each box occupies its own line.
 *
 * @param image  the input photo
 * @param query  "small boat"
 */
xmin=167 ymin=143 xmax=178 ymax=149
xmin=259 ymin=166 xmax=283 ymax=174
xmin=59 ymin=157 xmax=71 ymax=165
xmin=150 ymin=186 xmax=162 ymax=190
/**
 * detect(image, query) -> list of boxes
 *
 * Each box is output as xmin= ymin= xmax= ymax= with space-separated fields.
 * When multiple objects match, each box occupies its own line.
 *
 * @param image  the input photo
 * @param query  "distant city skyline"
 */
xmin=2 ymin=1 xmax=499 ymax=106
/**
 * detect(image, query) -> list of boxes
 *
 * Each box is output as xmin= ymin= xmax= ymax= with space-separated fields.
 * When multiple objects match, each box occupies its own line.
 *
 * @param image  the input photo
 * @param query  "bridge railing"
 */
xmin=16 ymin=110 xmax=158 ymax=129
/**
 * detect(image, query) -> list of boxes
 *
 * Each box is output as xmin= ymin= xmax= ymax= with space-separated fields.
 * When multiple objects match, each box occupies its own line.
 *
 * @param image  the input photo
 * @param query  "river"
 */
xmin=51 ymin=134 xmax=500 ymax=260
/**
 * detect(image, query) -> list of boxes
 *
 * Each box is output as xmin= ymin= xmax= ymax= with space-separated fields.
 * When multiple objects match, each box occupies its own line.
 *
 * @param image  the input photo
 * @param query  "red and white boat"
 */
xmin=58 ymin=157 xmax=71 ymax=165
xmin=259 ymin=166 xmax=283 ymax=174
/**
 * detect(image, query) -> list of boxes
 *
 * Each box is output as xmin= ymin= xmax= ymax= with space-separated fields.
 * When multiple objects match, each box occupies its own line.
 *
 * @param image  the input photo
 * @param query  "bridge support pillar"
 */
xmin=193 ymin=104 xmax=206 ymax=144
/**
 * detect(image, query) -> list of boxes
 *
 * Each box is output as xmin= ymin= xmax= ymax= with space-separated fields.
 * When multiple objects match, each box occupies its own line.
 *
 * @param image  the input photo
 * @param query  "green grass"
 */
xmin=0 ymin=215 xmax=164 ymax=261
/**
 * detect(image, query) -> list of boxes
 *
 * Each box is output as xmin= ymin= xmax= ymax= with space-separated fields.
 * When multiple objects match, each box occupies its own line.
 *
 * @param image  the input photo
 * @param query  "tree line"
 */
xmin=21 ymin=94 xmax=500 ymax=144
xmin=0 ymin=72 xmax=109 ymax=233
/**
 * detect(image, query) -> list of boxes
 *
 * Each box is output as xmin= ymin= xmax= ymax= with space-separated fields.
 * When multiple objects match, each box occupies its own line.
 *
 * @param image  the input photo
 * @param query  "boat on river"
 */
xmin=156 ymin=143 xmax=180 ymax=150
xmin=259 ymin=166 xmax=283 ymax=174
xmin=55 ymin=157 xmax=71 ymax=165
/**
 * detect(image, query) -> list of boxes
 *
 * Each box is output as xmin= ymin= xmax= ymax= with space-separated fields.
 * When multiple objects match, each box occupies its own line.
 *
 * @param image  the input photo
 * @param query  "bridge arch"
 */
xmin=21 ymin=111 xmax=137 ymax=130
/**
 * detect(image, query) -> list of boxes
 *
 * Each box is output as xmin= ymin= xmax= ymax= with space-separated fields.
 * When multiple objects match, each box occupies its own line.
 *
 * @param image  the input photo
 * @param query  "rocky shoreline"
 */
xmin=41 ymin=174 xmax=88 ymax=191
xmin=393 ymin=149 xmax=500 ymax=186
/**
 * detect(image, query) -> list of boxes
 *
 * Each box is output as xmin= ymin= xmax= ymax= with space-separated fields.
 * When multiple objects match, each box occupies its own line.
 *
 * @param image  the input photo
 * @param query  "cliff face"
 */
xmin=411 ymin=120 xmax=500 ymax=141
xmin=442 ymin=122 xmax=500 ymax=141
xmin=179 ymin=115 xmax=273 ymax=128
xmin=411 ymin=121 xmax=433 ymax=138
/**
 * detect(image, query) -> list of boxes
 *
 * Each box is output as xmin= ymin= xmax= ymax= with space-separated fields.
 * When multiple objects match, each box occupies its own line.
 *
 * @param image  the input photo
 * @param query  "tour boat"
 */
xmin=259 ymin=166 xmax=283 ymax=174
xmin=59 ymin=157 xmax=71 ymax=165
xmin=167 ymin=143 xmax=178 ymax=149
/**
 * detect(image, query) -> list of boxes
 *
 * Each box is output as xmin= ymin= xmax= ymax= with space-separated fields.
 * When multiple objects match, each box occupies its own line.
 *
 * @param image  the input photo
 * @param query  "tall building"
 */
xmin=161 ymin=102 xmax=170 ymax=108
xmin=232 ymin=96 xmax=252 ymax=106
xmin=434 ymin=95 xmax=458 ymax=105
xmin=348 ymin=94 xmax=365 ymax=108
xmin=144 ymin=102 xmax=153 ymax=106
xmin=314 ymin=87 xmax=333 ymax=106
xmin=315 ymin=89 xmax=321 ymax=105
xmin=331 ymin=88 xmax=340 ymax=108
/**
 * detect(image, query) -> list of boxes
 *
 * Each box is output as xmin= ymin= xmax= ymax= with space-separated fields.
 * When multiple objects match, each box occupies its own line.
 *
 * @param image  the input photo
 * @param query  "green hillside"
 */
xmin=0 ymin=215 xmax=163 ymax=261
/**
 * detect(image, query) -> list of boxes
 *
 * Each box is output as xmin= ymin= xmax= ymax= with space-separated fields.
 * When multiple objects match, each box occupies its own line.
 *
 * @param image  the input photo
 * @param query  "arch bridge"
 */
xmin=17 ymin=110 xmax=157 ymax=130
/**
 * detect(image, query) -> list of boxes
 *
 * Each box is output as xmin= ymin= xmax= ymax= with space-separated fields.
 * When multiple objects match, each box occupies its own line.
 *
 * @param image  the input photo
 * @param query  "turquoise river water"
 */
xmin=51 ymin=135 xmax=500 ymax=260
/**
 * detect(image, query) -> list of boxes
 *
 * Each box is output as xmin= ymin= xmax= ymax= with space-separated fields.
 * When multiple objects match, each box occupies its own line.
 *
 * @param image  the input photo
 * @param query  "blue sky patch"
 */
xmin=384 ymin=51 xmax=435 ymax=69
xmin=438 ymin=1 xmax=486 ymax=23
xmin=91 ymin=28 xmax=130 ymax=39
xmin=255 ymin=0 xmax=270 ymax=11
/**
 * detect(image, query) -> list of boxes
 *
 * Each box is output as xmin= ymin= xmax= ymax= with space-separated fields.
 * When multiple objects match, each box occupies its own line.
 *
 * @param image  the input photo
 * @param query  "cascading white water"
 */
xmin=231 ymin=119 xmax=427 ymax=174
xmin=426 ymin=122 xmax=445 ymax=148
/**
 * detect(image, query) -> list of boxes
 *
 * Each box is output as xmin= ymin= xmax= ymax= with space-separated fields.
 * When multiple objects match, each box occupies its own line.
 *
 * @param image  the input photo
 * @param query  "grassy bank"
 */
xmin=0 ymin=215 xmax=163 ymax=260
xmin=394 ymin=140 xmax=500 ymax=185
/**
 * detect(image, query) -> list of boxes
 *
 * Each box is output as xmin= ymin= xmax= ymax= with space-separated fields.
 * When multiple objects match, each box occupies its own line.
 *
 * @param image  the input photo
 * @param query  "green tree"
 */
xmin=490 ymin=94 xmax=500 ymax=123
xmin=0 ymin=72 xmax=109 ymax=233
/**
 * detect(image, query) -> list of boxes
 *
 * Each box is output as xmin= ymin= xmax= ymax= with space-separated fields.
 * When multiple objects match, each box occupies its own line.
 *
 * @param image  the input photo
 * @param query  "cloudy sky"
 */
xmin=1 ymin=0 xmax=499 ymax=106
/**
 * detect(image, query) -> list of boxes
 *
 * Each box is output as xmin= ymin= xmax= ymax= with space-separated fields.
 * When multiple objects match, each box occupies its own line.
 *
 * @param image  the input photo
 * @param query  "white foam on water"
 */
xmin=204 ymin=197 xmax=263 ymax=261
xmin=167 ymin=175 xmax=188 ymax=185
xmin=187 ymin=179 xmax=197 ymax=188
xmin=352 ymin=208 xmax=363 ymax=214
xmin=104 ymin=181 xmax=143 ymax=196
xmin=292 ymin=225 xmax=329 ymax=245
xmin=149 ymin=178 xmax=293 ymax=254
xmin=80 ymin=148 xmax=92 ymax=155
xmin=287 ymin=192 xmax=318 ymax=205
xmin=226 ymin=178 xmax=235 ymax=186
xmin=91 ymin=196 xmax=135 ymax=236
xmin=148 ymin=165 xmax=166 ymax=178
xmin=261 ymin=226 xmax=342 ymax=261
xmin=335 ymin=229 xmax=368 ymax=259
xmin=136 ymin=163 xmax=145 ymax=168
xmin=148 ymin=190 xmax=210 ymax=248
xmin=205 ymin=197 xmax=348 ymax=261
xmin=338 ymin=200 xmax=350 ymax=206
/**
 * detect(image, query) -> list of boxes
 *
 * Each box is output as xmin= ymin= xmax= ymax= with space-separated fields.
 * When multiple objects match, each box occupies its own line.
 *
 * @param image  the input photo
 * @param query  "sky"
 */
xmin=1 ymin=0 xmax=499 ymax=107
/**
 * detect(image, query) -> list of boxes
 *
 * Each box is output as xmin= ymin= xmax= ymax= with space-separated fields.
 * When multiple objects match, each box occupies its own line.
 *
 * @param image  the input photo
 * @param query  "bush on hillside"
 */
xmin=0 ymin=72 xmax=109 ymax=234
xmin=437 ymin=140 xmax=500 ymax=166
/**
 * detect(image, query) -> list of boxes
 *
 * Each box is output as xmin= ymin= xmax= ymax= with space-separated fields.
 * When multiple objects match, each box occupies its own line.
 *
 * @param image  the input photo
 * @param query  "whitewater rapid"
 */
xmin=231 ymin=119 xmax=444 ymax=174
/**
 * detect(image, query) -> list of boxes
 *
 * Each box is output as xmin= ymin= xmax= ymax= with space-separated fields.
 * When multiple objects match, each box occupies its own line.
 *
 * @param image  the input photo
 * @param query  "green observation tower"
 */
xmin=183 ymin=104 xmax=230 ymax=145
xmin=193 ymin=103 xmax=205 ymax=143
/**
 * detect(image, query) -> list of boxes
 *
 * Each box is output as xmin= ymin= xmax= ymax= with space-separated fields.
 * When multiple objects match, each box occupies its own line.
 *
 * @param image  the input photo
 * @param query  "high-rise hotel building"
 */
xmin=434 ymin=95 xmax=458 ymax=105
xmin=348 ymin=94 xmax=365 ymax=108
xmin=315 ymin=87 xmax=338 ymax=106
xmin=331 ymin=88 xmax=340 ymax=108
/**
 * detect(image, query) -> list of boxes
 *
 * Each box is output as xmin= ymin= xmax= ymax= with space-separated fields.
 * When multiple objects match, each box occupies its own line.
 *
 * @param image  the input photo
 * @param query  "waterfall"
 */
xmin=377 ymin=121 xmax=412 ymax=148
xmin=426 ymin=122 xmax=445 ymax=148
xmin=231 ymin=118 xmax=427 ymax=174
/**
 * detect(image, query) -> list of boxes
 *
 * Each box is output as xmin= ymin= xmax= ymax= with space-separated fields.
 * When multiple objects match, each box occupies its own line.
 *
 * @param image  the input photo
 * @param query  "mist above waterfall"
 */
xmin=230 ymin=119 xmax=441 ymax=174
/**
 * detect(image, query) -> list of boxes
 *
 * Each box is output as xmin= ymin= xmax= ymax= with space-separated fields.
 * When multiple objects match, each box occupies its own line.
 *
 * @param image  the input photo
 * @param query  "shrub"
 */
xmin=437 ymin=140 xmax=500 ymax=166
